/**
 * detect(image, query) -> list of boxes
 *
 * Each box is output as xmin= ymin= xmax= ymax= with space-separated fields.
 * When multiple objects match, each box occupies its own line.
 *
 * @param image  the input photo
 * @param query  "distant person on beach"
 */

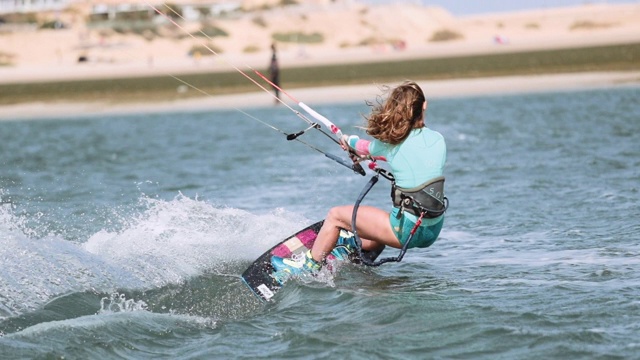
xmin=268 ymin=43 xmax=280 ymax=103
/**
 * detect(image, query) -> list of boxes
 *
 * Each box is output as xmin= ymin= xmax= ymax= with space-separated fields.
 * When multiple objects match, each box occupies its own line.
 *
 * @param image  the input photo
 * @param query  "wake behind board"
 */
xmin=241 ymin=220 xmax=382 ymax=302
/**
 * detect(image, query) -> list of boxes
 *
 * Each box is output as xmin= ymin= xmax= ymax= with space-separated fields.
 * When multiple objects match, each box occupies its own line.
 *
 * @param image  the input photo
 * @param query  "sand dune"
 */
xmin=0 ymin=1 xmax=639 ymax=119
xmin=1 ymin=2 xmax=639 ymax=83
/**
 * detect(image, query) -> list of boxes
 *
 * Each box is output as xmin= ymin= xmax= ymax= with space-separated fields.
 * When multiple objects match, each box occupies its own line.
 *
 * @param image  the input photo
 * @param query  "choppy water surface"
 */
xmin=1 ymin=86 xmax=638 ymax=359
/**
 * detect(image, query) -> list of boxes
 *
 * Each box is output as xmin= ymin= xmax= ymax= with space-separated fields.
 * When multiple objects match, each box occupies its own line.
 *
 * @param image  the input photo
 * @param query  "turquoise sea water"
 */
xmin=0 ymin=85 xmax=638 ymax=359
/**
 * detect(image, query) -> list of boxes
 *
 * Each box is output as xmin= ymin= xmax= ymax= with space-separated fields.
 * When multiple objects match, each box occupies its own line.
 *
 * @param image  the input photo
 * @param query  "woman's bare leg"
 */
xmin=311 ymin=205 xmax=401 ymax=262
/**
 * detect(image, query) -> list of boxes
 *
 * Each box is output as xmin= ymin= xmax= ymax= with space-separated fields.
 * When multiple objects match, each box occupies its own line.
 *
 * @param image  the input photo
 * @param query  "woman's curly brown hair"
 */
xmin=364 ymin=81 xmax=426 ymax=145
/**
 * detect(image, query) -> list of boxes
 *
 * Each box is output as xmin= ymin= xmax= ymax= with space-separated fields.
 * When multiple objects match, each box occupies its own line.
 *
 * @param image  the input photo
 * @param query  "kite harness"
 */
xmin=350 ymin=162 xmax=448 ymax=267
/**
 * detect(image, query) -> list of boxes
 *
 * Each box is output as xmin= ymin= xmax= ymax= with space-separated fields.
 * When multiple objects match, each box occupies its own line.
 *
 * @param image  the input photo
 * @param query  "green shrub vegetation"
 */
xmin=252 ymin=16 xmax=267 ymax=28
xmin=243 ymin=45 xmax=260 ymax=53
xmin=272 ymin=31 xmax=323 ymax=43
xmin=189 ymin=43 xmax=222 ymax=56
xmin=0 ymin=51 xmax=14 ymax=66
xmin=570 ymin=21 xmax=615 ymax=30
xmin=195 ymin=23 xmax=229 ymax=38
xmin=429 ymin=29 xmax=463 ymax=42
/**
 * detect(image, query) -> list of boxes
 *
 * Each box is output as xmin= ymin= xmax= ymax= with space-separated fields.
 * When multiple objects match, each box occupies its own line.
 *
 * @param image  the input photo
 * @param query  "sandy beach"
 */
xmin=1 ymin=1 xmax=639 ymax=119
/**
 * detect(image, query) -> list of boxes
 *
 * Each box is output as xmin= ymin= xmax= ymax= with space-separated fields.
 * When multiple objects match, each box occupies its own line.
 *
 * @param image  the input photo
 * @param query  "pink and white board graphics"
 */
xmin=241 ymin=220 xmax=382 ymax=302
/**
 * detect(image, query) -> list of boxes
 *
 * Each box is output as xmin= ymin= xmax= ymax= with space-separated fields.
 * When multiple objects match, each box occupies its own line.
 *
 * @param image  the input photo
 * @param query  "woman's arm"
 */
xmin=345 ymin=135 xmax=369 ymax=155
xmin=344 ymin=135 xmax=386 ymax=161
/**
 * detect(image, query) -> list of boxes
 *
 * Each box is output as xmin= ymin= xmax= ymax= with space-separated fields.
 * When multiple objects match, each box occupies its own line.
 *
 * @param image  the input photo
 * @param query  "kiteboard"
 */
xmin=241 ymin=220 xmax=383 ymax=302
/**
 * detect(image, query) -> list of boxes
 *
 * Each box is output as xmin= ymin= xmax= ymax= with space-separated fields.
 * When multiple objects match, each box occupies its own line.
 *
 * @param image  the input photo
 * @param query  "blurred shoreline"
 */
xmin=1 ymin=71 xmax=638 ymax=121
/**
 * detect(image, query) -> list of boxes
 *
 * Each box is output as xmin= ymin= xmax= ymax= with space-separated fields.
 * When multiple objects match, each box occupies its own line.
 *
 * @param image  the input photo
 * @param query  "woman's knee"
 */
xmin=325 ymin=205 xmax=352 ymax=226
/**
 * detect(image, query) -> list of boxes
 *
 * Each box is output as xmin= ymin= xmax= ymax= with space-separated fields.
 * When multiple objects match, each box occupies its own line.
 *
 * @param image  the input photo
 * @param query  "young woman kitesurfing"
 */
xmin=147 ymin=4 xmax=448 ymax=288
xmin=271 ymin=81 xmax=447 ymax=273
